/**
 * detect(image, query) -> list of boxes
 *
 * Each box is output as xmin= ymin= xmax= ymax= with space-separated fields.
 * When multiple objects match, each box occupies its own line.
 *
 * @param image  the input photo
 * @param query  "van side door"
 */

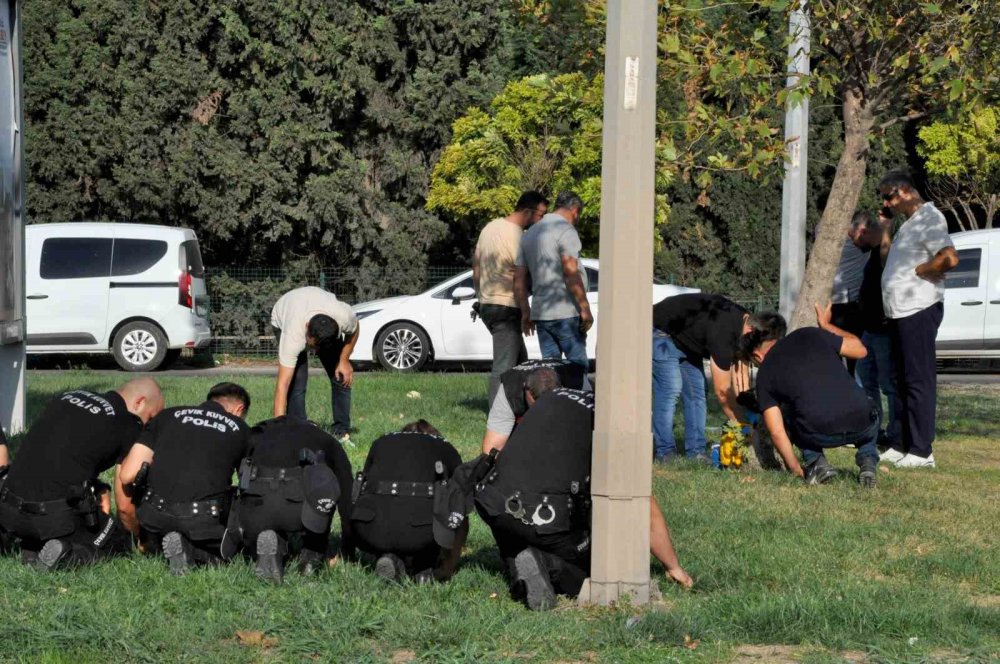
xmin=26 ymin=230 xmax=112 ymax=348
xmin=938 ymin=244 xmax=987 ymax=351
xmin=984 ymin=237 xmax=1000 ymax=350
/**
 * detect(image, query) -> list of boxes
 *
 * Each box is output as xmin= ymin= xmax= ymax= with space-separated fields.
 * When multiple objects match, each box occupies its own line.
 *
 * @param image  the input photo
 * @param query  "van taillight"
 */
xmin=178 ymin=271 xmax=193 ymax=308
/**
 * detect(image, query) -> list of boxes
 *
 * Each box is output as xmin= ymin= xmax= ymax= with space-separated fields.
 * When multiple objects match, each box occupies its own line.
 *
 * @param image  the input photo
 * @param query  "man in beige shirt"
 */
xmin=473 ymin=191 xmax=548 ymax=403
xmin=270 ymin=286 xmax=359 ymax=441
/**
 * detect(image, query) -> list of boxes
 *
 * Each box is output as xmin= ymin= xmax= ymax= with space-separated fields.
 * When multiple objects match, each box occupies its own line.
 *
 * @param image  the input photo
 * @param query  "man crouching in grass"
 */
xmin=741 ymin=306 xmax=880 ymax=489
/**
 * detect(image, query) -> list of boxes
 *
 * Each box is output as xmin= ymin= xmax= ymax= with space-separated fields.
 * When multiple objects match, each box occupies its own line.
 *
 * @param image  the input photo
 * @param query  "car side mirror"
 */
xmin=451 ymin=286 xmax=476 ymax=304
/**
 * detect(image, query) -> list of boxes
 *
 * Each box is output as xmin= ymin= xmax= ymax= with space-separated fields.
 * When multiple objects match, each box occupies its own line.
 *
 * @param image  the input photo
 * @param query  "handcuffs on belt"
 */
xmin=504 ymin=491 xmax=556 ymax=527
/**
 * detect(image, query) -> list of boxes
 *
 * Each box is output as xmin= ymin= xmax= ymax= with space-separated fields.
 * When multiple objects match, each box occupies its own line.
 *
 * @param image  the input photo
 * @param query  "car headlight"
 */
xmin=355 ymin=310 xmax=382 ymax=320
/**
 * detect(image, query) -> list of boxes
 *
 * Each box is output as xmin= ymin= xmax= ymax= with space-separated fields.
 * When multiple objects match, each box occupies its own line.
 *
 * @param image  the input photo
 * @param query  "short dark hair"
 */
xmin=207 ymin=382 xmax=251 ymax=412
xmin=514 ymin=191 xmax=549 ymax=213
xmin=851 ymin=210 xmax=874 ymax=231
xmin=526 ymin=367 xmax=561 ymax=400
xmin=307 ymin=314 xmax=340 ymax=346
xmin=737 ymin=311 xmax=787 ymax=362
xmin=554 ymin=191 xmax=583 ymax=213
xmin=401 ymin=419 xmax=441 ymax=437
xmin=878 ymin=169 xmax=917 ymax=193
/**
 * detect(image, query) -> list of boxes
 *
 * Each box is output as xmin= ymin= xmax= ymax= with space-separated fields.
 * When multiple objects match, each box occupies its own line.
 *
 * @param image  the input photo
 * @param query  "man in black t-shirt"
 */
xmin=851 ymin=211 xmax=901 ymax=448
xmin=0 ymin=378 xmax=164 ymax=569
xmin=119 ymin=383 xmax=251 ymax=575
xmin=231 ymin=415 xmax=353 ymax=583
xmin=475 ymin=388 xmax=692 ymax=610
xmin=742 ymin=308 xmax=879 ymax=488
xmin=482 ymin=358 xmax=590 ymax=453
xmin=652 ymin=293 xmax=751 ymax=460
xmin=351 ymin=420 xmax=465 ymax=583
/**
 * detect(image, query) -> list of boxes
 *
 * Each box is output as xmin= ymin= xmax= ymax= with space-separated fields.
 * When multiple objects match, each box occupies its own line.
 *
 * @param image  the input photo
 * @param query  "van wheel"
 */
xmin=113 ymin=322 xmax=168 ymax=372
xmin=375 ymin=323 xmax=430 ymax=372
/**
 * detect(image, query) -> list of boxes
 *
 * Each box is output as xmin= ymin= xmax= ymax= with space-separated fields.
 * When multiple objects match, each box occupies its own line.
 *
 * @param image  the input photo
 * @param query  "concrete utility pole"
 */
xmin=578 ymin=0 xmax=657 ymax=607
xmin=0 ymin=0 xmax=26 ymax=438
xmin=779 ymin=1 xmax=810 ymax=322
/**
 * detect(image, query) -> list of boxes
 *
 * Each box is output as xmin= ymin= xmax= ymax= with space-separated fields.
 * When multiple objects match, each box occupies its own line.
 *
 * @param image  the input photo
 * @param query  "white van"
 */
xmin=938 ymin=228 xmax=1000 ymax=357
xmin=25 ymin=223 xmax=211 ymax=371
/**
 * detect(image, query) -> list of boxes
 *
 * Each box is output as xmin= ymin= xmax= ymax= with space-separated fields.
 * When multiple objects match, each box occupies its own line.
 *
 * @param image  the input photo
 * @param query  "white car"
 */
xmin=25 ymin=222 xmax=212 ymax=371
xmin=938 ymin=228 xmax=1000 ymax=357
xmin=351 ymin=258 xmax=699 ymax=371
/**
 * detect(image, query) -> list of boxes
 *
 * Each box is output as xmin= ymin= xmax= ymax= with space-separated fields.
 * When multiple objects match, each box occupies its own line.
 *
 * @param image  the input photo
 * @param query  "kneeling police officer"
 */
xmin=475 ymin=382 xmax=693 ymax=610
xmin=350 ymin=420 xmax=466 ymax=583
xmin=119 ymin=382 xmax=251 ymax=574
xmin=482 ymin=358 xmax=590 ymax=454
xmin=0 ymin=378 xmax=164 ymax=569
xmin=230 ymin=416 xmax=353 ymax=583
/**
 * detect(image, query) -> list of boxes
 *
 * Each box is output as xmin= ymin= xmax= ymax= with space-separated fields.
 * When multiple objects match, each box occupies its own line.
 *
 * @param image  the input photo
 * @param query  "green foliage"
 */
xmin=23 ymin=0 xmax=517 ymax=270
xmin=918 ymin=108 xmax=1000 ymax=229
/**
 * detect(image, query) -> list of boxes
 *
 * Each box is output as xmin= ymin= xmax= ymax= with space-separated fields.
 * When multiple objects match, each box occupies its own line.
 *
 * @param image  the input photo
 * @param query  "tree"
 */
xmin=751 ymin=0 xmax=1000 ymax=328
xmin=23 ymin=0 xmax=518 ymax=288
xmin=918 ymin=107 xmax=1000 ymax=230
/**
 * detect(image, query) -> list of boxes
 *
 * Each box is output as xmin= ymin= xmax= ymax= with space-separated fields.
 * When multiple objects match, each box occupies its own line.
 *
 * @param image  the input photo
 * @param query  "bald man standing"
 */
xmin=0 ymin=378 xmax=164 ymax=570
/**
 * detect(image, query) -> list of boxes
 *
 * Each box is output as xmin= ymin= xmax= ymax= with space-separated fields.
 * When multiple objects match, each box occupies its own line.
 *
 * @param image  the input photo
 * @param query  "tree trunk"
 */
xmin=959 ymin=200 xmax=979 ymax=230
xmin=789 ymin=87 xmax=875 ymax=330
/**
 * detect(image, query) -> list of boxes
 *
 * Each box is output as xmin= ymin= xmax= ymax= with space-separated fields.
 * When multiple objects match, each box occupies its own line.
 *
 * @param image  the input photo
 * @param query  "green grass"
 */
xmin=2 ymin=372 xmax=998 ymax=663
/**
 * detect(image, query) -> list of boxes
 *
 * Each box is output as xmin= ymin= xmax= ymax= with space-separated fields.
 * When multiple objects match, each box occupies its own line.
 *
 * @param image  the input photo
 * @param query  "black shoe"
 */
xmin=37 ymin=539 xmax=70 ymax=571
xmin=255 ymin=530 xmax=284 ymax=584
xmin=804 ymin=456 xmax=838 ymax=485
xmin=297 ymin=550 xmax=325 ymax=577
xmin=163 ymin=531 xmax=194 ymax=576
xmin=413 ymin=568 xmax=436 ymax=585
xmin=513 ymin=548 xmax=556 ymax=611
xmin=858 ymin=457 xmax=878 ymax=489
xmin=374 ymin=553 xmax=406 ymax=583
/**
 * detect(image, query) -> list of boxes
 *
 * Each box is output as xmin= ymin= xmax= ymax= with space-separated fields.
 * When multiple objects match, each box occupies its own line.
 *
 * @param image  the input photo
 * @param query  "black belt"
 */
xmin=0 ymin=487 xmax=76 ymax=516
xmin=254 ymin=466 xmax=304 ymax=481
xmin=143 ymin=491 xmax=229 ymax=518
xmin=476 ymin=483 xmax=577 ymax=530
xmin=368 ymin=480 xmax=436 ymax=498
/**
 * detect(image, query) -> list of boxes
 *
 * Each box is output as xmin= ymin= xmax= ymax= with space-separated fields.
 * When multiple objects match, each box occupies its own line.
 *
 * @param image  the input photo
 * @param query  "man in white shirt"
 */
xmin=270 ymin=286 xmax=360 ymax=441
xmin=878 ymin=171 xmax=958 ymax=469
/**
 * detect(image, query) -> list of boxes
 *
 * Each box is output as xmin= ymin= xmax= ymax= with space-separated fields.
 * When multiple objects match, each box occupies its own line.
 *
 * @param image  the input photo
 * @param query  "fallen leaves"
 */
xmin=234 ymin=630 xmax=278 ymax=649
xmin=683 ymin=635 xmax=700 ymax=650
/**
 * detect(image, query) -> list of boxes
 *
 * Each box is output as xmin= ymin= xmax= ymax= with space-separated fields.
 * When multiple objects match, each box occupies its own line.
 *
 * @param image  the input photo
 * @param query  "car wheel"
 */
xmin=112 ymin=322 xmax=169 ymax=372
xmin=375 ymin=323 xmax=431 ymax=372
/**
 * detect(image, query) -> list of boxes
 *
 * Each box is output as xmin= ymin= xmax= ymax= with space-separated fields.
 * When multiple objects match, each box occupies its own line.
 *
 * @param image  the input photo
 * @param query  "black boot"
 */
xmin=512 ymin=548 xmax=556 ymax=611
xmin=255 ymin=530 xmax=286 ymax=584
xmin=858 ymin=456 xmax=878 ymax=489
xmin=804 ymin=455 xmax=838 ymax=485
xmin=163 ymin=531 xmax=195 ymax=576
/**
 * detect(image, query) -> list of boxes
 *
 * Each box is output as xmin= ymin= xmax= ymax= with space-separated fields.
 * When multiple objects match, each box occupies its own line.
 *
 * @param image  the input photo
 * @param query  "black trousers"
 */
xmin=479 ymin=304 xmax=528 ymax=405
xmin=888 ymin=302 xmax=944 ymax=458
xmin=480 ymin=509 xmax=590 ymax=598
xmin=236 ymin=496 xmax=329 ymax=561
xmin=273 ymin=326 xmax=352 ymax=435
xmin=0 ymin=503 xmax=131 ymax=565
xmin=137 ymin=504 xmax=225 ymax=565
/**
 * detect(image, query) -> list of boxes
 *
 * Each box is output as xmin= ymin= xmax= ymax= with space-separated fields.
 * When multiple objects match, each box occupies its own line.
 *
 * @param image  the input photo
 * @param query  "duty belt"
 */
xmin=369 ymin=480 xmax=436 ymax=498
xmin=0 ymin=487 xmax=76 ymax=516
xmin=143 ymin=491 xmax=229 ymax=518
xmin=476 ymin=483 xmax=578 ymax=529
xmin=254 ymin=466 xmax=304 ymax=481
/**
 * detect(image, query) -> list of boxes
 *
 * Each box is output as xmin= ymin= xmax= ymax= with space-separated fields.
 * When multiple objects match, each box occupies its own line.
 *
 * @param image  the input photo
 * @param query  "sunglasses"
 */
xmin=881 ymin=189 xmax=898 ymax=201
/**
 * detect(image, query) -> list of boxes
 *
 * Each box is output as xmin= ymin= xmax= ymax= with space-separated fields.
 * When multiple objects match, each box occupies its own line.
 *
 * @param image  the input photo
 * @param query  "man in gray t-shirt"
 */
xmin=513 ymin=191 xmax=592 ymax=368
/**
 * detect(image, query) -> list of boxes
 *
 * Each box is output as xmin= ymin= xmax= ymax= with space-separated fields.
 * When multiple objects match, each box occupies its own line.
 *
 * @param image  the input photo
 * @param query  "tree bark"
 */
xmin=789 ymin=86 xmax=874 ymax=330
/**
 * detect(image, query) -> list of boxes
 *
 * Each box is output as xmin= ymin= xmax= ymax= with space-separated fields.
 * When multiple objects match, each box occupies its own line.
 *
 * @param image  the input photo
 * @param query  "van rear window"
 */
xmin=111 ymin=239 xmax=168 ymax=276
xmin=180 ymin=239 xmax=205 ymax=277
xmin=40 ymin=238 xmax=112 ymax=280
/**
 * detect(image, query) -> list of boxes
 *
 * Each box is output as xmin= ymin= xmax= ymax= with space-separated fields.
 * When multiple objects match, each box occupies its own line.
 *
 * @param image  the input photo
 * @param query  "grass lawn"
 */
xmin=1 ymin=371 xmax=997 ymax=663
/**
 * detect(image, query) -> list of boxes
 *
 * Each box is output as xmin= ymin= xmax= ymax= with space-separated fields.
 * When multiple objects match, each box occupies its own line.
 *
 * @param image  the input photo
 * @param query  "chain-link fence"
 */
xmin=204 ymin=265 xmax=780 ymax=358
xmin=205 ymin=265 xmax=468 ymax=357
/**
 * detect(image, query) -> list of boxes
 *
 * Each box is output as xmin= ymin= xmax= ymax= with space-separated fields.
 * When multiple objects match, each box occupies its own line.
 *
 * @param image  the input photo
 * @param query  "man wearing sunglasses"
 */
xmin=877 ymin=170 xmax=958 ymax=469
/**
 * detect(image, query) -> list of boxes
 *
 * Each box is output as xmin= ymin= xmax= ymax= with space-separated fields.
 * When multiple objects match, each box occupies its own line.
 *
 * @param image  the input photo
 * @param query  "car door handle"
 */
xmin=961 ymin=301 xmax=983 ymax=306
xmin=26 ymin=294 xmax=48 ymax=300
xmin=991 ymin=300 xmax=1000 ymax=305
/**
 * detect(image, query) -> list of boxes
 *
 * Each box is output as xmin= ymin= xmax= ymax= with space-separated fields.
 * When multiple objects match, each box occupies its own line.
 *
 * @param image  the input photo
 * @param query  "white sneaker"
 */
xmin=879 ymin=448 xmax=905 ymax=464
xmin=894 ymin=453 xmax=936 ymax=469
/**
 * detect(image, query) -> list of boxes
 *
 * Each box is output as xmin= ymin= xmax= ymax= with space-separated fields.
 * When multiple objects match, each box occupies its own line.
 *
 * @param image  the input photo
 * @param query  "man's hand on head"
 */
xmin=814 ymin=302 xmax=833 ymax=329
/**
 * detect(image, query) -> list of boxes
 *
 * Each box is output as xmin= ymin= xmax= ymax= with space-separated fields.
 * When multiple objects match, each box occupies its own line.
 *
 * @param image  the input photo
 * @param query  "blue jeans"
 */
xmin=651 ymin=330 xmax=707 ymax=458
xmin=794 ymin=409 xmax=880 ymax=469
xmin=535 ymin=318 xmax=588 ymax=369
xmin=855 ymin=331 xmax=900 ymax=445
xmin=273 ymin=326 xmax=352 ymax=436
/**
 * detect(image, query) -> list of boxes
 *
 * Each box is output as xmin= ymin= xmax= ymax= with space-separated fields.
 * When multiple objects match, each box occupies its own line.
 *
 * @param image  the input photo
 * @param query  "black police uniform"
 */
xmin=234 ymin=417 xmax=354 ymax=563
xmin=0 ymin=390 xmax=140 ymax=564
xmin=135 ymin=401 xmax=249 ymax=564
xmin=350 ymin=431 xmax=462 ymax=575
xmin=499 ymin=359 xmax=588 ymax=419
xmin=475 ymin=388 xmax=595 ymax=597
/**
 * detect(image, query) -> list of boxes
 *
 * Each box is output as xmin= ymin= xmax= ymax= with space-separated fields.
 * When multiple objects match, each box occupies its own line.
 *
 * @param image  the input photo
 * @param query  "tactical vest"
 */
xmin=476 ymin=388 xmax=594 ymax=534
